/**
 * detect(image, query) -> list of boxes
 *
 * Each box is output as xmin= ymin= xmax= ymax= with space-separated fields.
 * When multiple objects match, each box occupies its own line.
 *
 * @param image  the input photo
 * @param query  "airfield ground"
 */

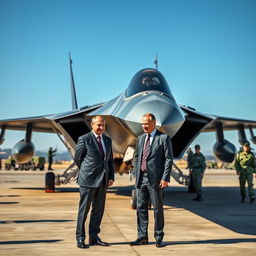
xmin=0 ymin=168 xmax=255 ymax=256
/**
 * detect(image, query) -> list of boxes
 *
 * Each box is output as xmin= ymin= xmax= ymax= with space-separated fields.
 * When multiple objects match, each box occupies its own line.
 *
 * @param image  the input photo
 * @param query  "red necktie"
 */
xmin=97 ymin=136 xmax=105 ymax=156
xmin=141 ymin=134 xmax=151 ymax=171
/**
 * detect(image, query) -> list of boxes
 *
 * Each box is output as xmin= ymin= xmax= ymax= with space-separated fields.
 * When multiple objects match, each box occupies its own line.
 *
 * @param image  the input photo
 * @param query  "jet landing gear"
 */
xmin=45 ymin=171 xmax=55 ymax=192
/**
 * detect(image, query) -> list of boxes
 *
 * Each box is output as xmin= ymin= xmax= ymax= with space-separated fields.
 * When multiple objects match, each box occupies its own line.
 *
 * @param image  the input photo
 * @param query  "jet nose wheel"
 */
xmin=45 ymin=172 xmax=55 ymax=192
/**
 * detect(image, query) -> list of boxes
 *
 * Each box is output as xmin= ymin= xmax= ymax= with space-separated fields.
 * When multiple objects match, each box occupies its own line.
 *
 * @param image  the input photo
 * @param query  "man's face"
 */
xmin=141 ymin=116 xmax=156 ymax=134
xmin=243 ymin=145 xmax=250 ymax=153
xmin=195 ymin=148 xmax=200 ymax=154
xmin=91 ymin=117 xmax=106 ymax=135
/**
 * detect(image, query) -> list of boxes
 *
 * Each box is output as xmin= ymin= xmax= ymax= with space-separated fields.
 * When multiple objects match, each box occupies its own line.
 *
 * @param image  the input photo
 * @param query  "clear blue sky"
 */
xmin=0 ymin=0 xmax=256 ymax=154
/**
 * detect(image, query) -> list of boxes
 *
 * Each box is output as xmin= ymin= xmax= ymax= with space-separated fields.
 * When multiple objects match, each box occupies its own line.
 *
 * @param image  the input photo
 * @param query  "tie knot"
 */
xmin=97 ymin=136 xmax=101 ymax=140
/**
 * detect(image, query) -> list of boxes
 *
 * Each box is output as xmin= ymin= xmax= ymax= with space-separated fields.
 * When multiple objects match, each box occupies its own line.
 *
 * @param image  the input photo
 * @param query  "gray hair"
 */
xmin=142 ymin=113 xmax=156 ymax=121
xmin=91 ymin=115 xmax=106 ymax=125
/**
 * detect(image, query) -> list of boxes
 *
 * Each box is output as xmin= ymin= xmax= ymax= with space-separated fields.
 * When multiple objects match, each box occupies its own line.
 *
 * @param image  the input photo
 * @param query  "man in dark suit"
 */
xmin=130 ymin=113 xmax=173 ymax=248
xmin=75 ymin=115 xmax=114 ymax=249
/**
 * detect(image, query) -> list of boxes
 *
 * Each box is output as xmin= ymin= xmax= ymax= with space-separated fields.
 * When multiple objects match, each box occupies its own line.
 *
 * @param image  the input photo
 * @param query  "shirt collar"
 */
xmin=92 ymin=131 xmax=103 ymax=139
xmin=146 ymin=128 xmax=157 ymax=138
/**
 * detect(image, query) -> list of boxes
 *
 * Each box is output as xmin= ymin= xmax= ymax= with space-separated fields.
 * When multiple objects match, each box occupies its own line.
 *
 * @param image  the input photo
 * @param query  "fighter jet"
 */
xmin=1 ymin=55 xmax=256 ymax=194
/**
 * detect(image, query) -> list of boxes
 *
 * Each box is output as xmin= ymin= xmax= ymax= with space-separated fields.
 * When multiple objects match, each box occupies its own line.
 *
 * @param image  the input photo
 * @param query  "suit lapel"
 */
xmin=139 ymin=134 xmax=147 ymax=156
xmin=148 ymin=130 xmax=160 ymax=155
xmin=103 ymin=134 xmax=109 ymax=158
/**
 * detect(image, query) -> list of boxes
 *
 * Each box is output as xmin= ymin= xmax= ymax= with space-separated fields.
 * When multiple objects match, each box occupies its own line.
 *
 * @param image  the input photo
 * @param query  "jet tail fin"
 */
xmin=69 ymin=52 xmax=78 ymax=110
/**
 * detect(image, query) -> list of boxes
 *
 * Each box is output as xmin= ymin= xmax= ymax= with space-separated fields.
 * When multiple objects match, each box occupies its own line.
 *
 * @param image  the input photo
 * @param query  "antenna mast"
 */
xmin=154 ymin=53 xmax=158 ymax=70
xmin=69 ymin=52 xmax=78 ymax=110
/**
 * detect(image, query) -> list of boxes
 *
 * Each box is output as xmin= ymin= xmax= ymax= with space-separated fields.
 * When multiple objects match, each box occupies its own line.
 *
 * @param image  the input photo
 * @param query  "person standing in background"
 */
xmin=235 ymin=142 xmax=256 ymax=203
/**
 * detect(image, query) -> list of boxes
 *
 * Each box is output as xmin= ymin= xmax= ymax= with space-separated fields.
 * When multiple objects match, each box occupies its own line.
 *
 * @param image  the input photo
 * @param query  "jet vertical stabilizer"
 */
xmin=69 ymin=53 xmax=78 ymax=110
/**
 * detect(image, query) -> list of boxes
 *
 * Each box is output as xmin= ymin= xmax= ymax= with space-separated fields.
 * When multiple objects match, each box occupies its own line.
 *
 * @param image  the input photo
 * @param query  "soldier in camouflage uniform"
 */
xmin=235 ymin=142 xmax=256 ymax=203
xmin=48 ymin=147 xmax=57 ymax=171
xmin=186 ymin=148 xmax=196 ymax=192
xmin=189 ymin=145 xmax=206 ymax=201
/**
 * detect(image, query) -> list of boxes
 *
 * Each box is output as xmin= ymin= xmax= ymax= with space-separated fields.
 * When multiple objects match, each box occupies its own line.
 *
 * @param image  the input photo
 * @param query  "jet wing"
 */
xmin=203 ymin=115 xmax=256 ymax=132
xmin=0 ymin=115 xmax=56 ymax=133
xmin=180 ymin=105 xmax=256 ymax=132
xmin=0 ymin=103 xmax=104 ymax=134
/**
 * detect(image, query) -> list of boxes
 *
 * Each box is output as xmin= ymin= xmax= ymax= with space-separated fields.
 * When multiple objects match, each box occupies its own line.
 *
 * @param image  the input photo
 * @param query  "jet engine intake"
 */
xmin=12 ymin=139 xmax=35 ymax=163
xmin=11 ymin=123 xmax=35 ymax=163
xmin=213 ymin=122 xmax=236 ymax=163
xmin=213 ymin=140 xmax=236 ymax=163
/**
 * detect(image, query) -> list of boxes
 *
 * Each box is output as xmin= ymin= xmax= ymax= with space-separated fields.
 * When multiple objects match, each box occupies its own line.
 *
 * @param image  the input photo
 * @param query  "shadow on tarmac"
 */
xmin=106 ymin=237 xmax=256 ymax=246
xmin=165 ymin=238 xmax=256 ymax=245
xmin=0 ymin=202 xmax=19 ymax=204
xmin=9 ymin=185 xmax=256 ymax=236
xmin=165 ymin=186 xmax=256 ymax=236
xmin=0 ymin=220 xmax=73 ymax=224
xmin=109 ymin=185 xmax=256 ymax=236
xmin=0 ymin=195 xmax=20 ymax=197
xmin=0 ymin=240 xmax=62 ymax=245
xmin=11 ymin=187 xmax=79 ymax=192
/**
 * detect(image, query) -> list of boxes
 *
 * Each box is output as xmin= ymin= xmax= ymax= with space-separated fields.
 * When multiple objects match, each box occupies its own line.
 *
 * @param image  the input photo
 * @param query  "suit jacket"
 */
xmin=133 ymin=130 xmax=173 ymax=189
xmin=75 ymin=131 xmax=115 ymax=188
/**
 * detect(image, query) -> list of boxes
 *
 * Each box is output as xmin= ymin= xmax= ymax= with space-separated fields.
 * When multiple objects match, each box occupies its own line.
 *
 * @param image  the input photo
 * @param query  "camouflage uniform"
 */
xmin=186 ymin=148 xmax=195 ymax=192
xmin=235 ymin=151 xmax=256 ymax=201
xmin=189 ymin=152 xmax=206 ymax=199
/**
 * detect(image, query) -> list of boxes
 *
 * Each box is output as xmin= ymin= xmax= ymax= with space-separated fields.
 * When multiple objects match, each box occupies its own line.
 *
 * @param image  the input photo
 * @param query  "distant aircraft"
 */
xmin=1 ymin=54 xmax=256 ymax=195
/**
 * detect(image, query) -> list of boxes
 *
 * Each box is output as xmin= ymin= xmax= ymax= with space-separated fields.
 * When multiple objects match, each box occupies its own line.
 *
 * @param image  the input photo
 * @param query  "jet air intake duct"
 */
xmin=213 ymin=122 xmax=236 ymax=163
xmin=12 ymin=123 xmax=35 ymax=163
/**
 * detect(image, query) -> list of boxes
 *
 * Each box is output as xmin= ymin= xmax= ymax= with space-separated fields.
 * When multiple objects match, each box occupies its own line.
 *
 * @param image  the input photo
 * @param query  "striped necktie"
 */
xmin=141 ymin=134 xmax=151 ymax=171
xmin=97 ymin=136 xmax=105 ymax=156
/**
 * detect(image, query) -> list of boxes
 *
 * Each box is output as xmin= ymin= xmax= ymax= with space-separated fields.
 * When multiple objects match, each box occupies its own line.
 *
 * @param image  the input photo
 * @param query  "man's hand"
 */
xmin=108 ymin=179 xmax=114 ymax=187
xmin=236 ymin=171 xmax=240 ymax=176
xmin=159 ymin=180 xmax=168 ymax=188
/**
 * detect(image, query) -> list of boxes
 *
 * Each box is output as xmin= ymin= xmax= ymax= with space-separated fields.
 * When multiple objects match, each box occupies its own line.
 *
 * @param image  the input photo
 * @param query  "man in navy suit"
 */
xmin=75 ymin=115 xmax=114 ymax=249
xmin=130 ymin=113 xmax=173 ymax=248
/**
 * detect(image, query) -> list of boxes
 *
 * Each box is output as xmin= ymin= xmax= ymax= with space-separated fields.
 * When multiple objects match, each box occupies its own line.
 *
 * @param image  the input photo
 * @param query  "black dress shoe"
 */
xmin=77 ymin=240 xmax=89 ymax=249
xmin=156 ymin=240 xmax=164 ymax=248
xmin=129 ymin=237 xmax=148 ymax=246
xmin=89 ymin=237 xmax=109 ymax=246
xmin=250 ymin=197 xmax=255 ymax=203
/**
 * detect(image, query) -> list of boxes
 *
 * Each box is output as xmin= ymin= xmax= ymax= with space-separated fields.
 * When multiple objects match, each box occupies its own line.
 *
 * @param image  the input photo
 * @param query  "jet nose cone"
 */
xmin=89 ymin=91 xmax=185 ymax=138
xmin=123 ymin=93 xmax=185 ymax=137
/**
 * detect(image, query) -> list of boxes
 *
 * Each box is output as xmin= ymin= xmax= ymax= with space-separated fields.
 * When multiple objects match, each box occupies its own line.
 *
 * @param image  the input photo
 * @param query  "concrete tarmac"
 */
xmin=0 ymin=169 xmax=256 ymax=256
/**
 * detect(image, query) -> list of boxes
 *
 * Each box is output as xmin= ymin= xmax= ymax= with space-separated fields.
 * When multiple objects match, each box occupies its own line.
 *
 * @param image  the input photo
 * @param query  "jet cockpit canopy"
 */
xmin=125 ymin=68 xmax=173 ymax=98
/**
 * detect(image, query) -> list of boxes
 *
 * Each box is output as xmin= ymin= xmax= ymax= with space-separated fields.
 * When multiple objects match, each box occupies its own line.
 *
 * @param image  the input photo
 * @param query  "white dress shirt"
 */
xmin=143 ymin=128 xmax=157 ymax=149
